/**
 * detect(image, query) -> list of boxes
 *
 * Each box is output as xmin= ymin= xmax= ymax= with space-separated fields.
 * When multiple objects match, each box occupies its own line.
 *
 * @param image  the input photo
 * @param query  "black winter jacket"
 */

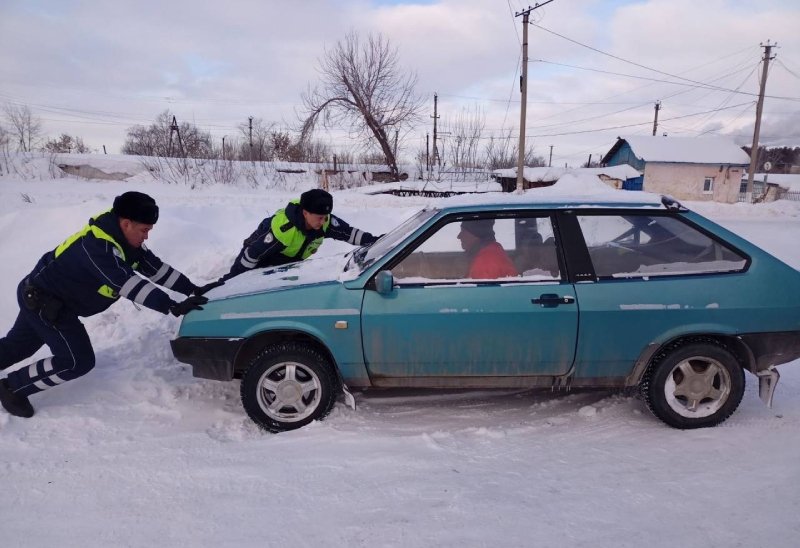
xmin=227 ymin=202 xmax=379 ymax=278
xmin=27 ymin=210 xmax=194 ymax=317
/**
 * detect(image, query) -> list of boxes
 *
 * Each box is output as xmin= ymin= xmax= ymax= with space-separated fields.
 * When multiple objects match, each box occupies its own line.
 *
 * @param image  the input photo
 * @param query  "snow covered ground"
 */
xmin=1 ymin=158 xmax=799 ymax=547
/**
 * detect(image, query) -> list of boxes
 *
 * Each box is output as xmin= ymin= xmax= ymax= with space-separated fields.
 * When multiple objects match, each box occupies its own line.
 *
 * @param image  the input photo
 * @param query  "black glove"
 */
xmin=365 ymin=233 xmax=384 ymax=246
xmin=170 ymin=295 xmax=208 ymax=317
xmin=193 ymin=280 xmax=225 ymax=296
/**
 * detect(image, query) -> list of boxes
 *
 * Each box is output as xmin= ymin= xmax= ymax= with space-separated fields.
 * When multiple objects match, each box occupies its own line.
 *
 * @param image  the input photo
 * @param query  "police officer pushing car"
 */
xmin=0 ymin=191 xmax=211 ymax=418
xmin=222 ymin=188 xmax=382 ymax=280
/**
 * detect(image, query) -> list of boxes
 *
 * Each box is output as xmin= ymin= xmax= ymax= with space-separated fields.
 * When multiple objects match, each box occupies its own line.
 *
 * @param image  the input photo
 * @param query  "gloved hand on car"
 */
xmin=170 ymin=295 xmax=208 ymax=317
xmin=193 ymin=280 xmax=225 ymax=296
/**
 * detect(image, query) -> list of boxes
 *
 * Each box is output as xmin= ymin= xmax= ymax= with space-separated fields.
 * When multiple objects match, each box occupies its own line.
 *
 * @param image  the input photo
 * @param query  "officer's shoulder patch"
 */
xmin=331 ymin=217 xmax=340 ymax=227
xmin=264 ymin=233 xmax=274 ymax=244
xmin=112 ymin=247 xmax=123 ymax=259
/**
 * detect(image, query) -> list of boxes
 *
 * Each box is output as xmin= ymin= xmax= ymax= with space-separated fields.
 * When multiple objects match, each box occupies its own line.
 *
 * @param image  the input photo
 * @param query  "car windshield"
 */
xmin=345 ymin=208 xmax=438 ymax=274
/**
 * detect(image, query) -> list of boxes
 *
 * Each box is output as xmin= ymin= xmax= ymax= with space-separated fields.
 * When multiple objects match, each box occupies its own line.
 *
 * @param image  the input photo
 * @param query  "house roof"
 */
xmin=604 ymin=136 xmax=751 ymax=165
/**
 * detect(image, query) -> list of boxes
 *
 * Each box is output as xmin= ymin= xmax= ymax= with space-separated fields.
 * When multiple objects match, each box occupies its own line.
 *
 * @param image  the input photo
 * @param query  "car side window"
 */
xmin=577 ymin=214 xmax=747 ymax=278
xmin=513 ymin=217 xmax=560 ymax=279
xmin=392 ymin=215 xmax=560 ymax=283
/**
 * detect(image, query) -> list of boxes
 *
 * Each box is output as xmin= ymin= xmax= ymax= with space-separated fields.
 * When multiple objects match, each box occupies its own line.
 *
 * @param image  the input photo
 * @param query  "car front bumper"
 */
xmin=170 ymin=337 xmax=244 ymax=381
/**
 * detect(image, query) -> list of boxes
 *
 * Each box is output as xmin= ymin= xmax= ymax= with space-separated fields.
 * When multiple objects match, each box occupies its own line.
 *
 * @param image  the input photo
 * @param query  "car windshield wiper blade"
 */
xmin=353 ymin=246 xmax=369 ymax=267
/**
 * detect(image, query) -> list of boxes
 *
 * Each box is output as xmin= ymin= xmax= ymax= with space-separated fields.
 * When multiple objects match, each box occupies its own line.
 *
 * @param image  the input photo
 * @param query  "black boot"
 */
xmin=0 ymin=379 xmax=34 ymax=418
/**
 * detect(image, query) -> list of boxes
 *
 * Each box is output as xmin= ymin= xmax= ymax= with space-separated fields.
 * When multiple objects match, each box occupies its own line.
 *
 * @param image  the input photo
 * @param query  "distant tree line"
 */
xmin=741 ymin=145 xmax=800 ymax=174
xmin=121 ymin=110 xmax=335 ymax=163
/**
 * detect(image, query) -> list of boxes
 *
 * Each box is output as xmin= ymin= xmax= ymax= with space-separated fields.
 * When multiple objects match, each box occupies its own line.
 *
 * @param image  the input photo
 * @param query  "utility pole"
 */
xmin=745 ymin=41 xmax=777 ymax=198
xmin=426 ymin=133 xmax=430 ymax=175
xmin=248 ymin=116 xmax=254 ymax=162
xmin=514 ymin=2 xmax=554 ymax=191
xmin=652 ymin=101 xmax=661 ymax=136
xmin=515 ymin=8 xmax=531 ymax=192
xmin=222 ymin=136 xmax=227 ymax=160
xmin=431 ymin=93 xmax=440 ymax=173
xmin=167 ymin=115 xmax=184 ymax=157
xmin=548 ymin=145 xmax=553 ymax=167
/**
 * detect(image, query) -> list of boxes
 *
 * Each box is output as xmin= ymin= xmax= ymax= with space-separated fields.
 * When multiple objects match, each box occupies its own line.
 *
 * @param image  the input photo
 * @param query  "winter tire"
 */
xmin=641 ymin=342 xmax=745 ymax=429
xmin=241 ymin=342 xmax=337 ymax=433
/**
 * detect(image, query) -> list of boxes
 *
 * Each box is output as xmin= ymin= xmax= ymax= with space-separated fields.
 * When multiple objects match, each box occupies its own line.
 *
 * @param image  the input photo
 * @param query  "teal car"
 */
xmin=171 ymin=194 xmax=800 ymax=432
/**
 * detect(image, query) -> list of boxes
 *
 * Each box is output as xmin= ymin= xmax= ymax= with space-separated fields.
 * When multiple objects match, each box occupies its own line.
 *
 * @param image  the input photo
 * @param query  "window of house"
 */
xmin=576 ymin=214 xmax=747 ymax=279
xmin=703 ymin=177 xmax=714 ymax=194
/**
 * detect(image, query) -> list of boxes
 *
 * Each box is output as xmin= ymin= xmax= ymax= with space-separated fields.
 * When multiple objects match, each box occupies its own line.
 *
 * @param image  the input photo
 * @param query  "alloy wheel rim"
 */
xmin=256 ymin=361 xmax=322 ymax=423
xmin=664 ymin=356 xmax=731 ymax=418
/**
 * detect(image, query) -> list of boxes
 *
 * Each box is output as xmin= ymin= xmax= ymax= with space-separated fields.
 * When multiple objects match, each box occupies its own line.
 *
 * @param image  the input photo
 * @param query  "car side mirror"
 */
xmin=375 ymin=270 xmax=394 ymax=295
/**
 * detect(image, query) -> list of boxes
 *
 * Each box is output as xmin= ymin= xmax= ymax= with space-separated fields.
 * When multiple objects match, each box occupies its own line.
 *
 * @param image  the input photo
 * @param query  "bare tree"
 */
xmin=43 ymin=133 xmax=90 ymax=153
xmin=484 ymin=130 xmax=545 ymax=171
xmin=237 ymin=117 xmax=275 ymax=161
xmin=0 ymin=123 xmax=11 ymax=174
xmin=442 ymin=105 xmax=486 ymax=179
xmin=300 ymin=31 xmax=424 ymax=181
xmin=122 ymin=110 xmax=212 ymax=158
xmin=3 ymin=103 xmax=43 ymax=152
xmin=269 ymin=130 xmax=294 ymax=161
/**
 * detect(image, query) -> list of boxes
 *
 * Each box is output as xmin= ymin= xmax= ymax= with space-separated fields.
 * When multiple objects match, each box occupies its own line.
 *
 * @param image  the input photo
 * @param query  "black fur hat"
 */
xmin=299 ymin=189 xmax=333 ymax=215
xmin=113 ymin=191 xmax=159 ymax=224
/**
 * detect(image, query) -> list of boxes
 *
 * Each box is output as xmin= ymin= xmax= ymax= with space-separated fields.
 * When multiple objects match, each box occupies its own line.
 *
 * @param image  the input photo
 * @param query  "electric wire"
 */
xmin=529 ymin=23 xmax=777 ymax=97
xmin=526 ymin=101 xmax=754 ymax=138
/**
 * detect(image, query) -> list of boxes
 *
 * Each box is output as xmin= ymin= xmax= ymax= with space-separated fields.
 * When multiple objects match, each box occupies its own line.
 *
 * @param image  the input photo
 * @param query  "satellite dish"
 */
xmin=763 ymin=161 xmax=772 ymax=172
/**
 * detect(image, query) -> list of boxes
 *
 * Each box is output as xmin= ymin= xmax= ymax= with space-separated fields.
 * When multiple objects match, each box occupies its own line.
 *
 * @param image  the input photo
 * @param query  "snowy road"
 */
xmin=1 ymin=176 xmax=799 ymax=547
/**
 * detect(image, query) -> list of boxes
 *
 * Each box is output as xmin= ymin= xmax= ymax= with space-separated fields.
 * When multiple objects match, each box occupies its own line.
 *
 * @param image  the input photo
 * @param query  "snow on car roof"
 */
xmin=434 ymin=174 xmax=665 ymax=210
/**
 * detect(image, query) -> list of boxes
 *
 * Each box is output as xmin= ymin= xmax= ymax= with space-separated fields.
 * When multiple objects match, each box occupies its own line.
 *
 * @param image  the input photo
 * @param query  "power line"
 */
xmin=683 ymin=63 xmax=760 ymax=133
xmin=529 ymin=23 xmax=773 ymax=98
xmin=775 ymin=59 xmax=800 ymax=80
xmin=516 ymin=51 xmax=760 ymax=131
xmin=501 ymin=50 xmax=521 ymax=131
xmin=532 ymin=59 xmax=799 ymax=101
xmin=525 ymin=101 xmax=755 ymax=138
xmin=506 ymin=0 xmax=521 ymax=45
xmin=697 ymin=101 xmax=755 ymax=137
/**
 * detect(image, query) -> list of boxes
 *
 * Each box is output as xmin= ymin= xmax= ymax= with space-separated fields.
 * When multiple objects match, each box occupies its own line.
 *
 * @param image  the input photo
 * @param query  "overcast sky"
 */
xmin=1 ymin=0 xmax=798 ymax=167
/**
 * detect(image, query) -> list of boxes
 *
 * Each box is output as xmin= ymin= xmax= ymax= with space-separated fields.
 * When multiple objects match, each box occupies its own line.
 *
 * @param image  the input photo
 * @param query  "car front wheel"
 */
xmin=641 ymin=342 xmax=745 ymax=429
xmin=241 ymin=342 xmax=337 ymax=433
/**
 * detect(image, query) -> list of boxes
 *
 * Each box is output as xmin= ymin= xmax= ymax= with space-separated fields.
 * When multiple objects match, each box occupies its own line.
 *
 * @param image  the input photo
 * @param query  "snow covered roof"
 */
xmin=744 ymin=173 xmax=800 ymax=191
xmin=492 ymin=164 xmax=641 ymax=182
xmin=610 ymin=136 xmax=751 ymax=165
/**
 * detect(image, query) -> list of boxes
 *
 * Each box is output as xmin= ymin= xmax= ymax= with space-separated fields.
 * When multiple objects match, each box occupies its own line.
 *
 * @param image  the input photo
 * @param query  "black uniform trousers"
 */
xmin=0 ymin=280 xmax=95 ymax=398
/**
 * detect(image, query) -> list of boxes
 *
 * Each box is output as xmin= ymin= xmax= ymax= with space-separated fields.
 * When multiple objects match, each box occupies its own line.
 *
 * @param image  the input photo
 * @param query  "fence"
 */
xmin=738 ymin=190 xmax=800 ymax=203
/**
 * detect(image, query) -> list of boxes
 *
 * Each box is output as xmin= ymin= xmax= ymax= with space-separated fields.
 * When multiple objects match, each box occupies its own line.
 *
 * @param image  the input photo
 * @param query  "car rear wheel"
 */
xmin=240 ymin=342 xmax=337 ymax=433
xmin=641 ymin=342 xmax=745 ymax=429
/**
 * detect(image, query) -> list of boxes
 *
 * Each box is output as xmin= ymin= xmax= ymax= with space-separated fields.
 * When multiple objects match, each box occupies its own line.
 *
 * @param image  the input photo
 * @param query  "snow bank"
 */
xmin=1 ymin=155 xmax=799 ymax=547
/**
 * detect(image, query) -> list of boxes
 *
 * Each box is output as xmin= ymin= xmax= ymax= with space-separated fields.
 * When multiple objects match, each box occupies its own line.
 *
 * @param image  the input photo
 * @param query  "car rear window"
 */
xmin=576 ymin=214 xmax=747 ymax=279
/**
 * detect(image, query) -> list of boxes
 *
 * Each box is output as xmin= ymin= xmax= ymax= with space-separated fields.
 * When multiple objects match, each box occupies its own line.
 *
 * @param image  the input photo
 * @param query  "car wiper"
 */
xmin=343 ymin=249 xmax=356 ymax=272
xmin=353 ymin=246 xmax=369 ymax=267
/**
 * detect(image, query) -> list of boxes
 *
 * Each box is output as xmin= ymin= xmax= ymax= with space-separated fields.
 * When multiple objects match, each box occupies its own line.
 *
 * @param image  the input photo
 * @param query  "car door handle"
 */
xmin=532 ymin=294 xmax=576 ymax=307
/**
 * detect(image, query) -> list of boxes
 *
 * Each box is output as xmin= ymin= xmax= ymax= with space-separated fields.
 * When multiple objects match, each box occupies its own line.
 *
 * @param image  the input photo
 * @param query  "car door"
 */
xmin=361 ymin=214 xmax=578 ymax=379
xmin=569 ymin=211 xmax=750 ymax=378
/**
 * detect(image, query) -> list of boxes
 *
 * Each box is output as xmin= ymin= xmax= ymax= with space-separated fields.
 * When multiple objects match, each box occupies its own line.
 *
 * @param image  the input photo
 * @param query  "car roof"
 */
xmin=431 ymin=189 xmax=676 ymax=214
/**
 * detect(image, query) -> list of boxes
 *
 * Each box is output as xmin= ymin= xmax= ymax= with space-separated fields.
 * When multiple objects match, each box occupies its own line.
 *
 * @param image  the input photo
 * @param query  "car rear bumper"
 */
xmin=170 ymin=337 xmax=243 ymax=381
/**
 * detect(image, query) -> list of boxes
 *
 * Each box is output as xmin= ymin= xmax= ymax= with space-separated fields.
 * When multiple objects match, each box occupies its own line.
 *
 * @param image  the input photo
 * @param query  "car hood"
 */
xmin=204 ymin=252 xmax=357 ymax=301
